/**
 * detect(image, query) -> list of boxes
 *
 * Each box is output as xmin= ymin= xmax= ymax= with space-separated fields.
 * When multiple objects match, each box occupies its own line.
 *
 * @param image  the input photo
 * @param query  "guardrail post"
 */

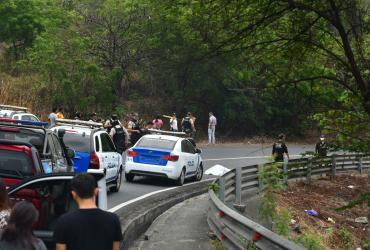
xmin=258 ymin=164 xmax=264 ymax=191
xmin=235 ymin=167 xmax=242 ymax=204
xmin=306 ymin=157 xmax=312 ymax=184
xmin=283 ymin=162 xmax=288 ymax=185
xmin=219 ymin=176 xmax=225 ymax=202
xmin=358 ymin=156 xmax=363 ymax=174
xmin=331 ymin=154 xmax=337 ymax=179
xmin=233 ymin=167 xmax=246 ymax=212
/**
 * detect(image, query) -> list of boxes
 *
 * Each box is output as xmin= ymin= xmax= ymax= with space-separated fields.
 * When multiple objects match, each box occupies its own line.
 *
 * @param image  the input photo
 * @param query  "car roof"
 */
xmin=13 ymin=112 xmax=37 ymax=116
xmin=53 ymin=125 xmax=103 ymax=136
xmin=0 ymin=123 xmax=47 ymax=134
xmin=141 ymin=134 xmax=182 ymax=141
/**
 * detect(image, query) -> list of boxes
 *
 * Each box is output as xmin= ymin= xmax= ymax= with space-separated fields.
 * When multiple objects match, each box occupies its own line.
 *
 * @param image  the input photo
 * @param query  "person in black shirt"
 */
xmin=54 ymin=174 xmax=122 ymax=250
xmin=315 ymin=135 xmax=328 ymax=157
xmin=272 ymin=134 xmax=290 ymax=162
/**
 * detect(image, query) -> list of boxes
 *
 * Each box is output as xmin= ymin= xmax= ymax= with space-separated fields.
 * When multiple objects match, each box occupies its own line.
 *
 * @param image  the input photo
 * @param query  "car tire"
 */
xmin=191 ymin=163 xmax=203 ymax=182
xmin=110 ymin=168 xmax=122 ymax=192
xmin=125 ymin=173 xmax=135 ymax=182
xmin=175 ymin=168 xmax=186 ymax=186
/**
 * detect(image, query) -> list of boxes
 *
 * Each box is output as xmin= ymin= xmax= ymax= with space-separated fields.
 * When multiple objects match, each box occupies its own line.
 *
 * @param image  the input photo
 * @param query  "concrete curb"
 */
xmin=114 ymin=180 xmax=213 ymax=249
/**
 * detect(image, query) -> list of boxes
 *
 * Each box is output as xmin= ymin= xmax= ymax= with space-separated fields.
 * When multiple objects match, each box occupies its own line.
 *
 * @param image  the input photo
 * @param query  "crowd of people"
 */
xmin=48 ymin=108 xmax=220 ymax=151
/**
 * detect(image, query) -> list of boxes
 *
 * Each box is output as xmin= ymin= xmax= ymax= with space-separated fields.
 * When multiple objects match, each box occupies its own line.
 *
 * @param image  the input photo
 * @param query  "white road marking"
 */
xmin=108 ymin=178 xmax=215 ymax=213
xmin=203 ymin=155 xmax=302 ymax=162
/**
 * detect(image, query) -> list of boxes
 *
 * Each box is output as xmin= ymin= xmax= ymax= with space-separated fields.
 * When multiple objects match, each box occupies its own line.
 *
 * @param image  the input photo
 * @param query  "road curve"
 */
xmin=107 ymin=143 xmax=314 ymax=209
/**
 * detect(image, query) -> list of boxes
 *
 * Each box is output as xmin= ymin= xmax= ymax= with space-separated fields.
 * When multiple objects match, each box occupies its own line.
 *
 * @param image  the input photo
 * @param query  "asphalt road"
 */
xmin=107 ymin=143 xmax=314 ymax=209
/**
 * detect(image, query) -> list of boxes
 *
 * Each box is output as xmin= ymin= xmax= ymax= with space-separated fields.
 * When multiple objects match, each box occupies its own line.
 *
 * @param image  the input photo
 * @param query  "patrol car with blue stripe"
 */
xmin=125 ymin=133 xmax=203 ymax=186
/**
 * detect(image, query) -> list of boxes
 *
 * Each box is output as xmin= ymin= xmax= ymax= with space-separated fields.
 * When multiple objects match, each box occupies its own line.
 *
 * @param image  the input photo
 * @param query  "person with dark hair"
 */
xmin=74 ymin=112 xmax=81 ymax=120
xmin=0 ymin=179 xmax=10 ymax=229
xmin=315 ymin=135 xmax=328 ymax=157
xmin=272 ymin=133 xmax=290 ymax=162
xmin=109 ymin=118 xmax=129 ymax=154
xmin=54 ymin=173 xmax=122 ymax=250
xmin=0 ymin=201 xmax=47 ymax=249
xmin=48 ymin=107 xmax=58 ymax=128
xmin=89 ymin=112 xmax=98 ymax=122
xmin=208 ymin=112 xmax=217 ymax=145
xmin=169 ymin=113 xmax=178 ymax=132
xmin=182 ymin=112 xmax=195 ymax=137
xmin=152 ymin=115 xmax=163 ymax=130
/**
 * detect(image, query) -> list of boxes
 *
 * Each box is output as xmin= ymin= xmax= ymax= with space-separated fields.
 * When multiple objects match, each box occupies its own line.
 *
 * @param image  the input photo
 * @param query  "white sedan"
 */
xmin=125 ymin=134 xmax=203 ymax=185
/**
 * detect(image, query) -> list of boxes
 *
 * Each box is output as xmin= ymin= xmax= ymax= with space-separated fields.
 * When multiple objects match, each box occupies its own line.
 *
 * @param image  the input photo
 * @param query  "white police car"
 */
xmin=125 ymin=134 xmax=203 ymax=185
xmin=53 ymin=119 xmax=123 ymax=192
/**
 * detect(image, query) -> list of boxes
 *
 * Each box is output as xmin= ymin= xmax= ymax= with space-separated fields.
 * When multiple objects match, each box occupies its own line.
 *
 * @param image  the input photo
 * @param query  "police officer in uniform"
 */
xmin=109 ymin=118 xmax=129 ymax=154
xmin=315 ymin=135 xmax=328 ymax=157
xmin=272 ymin=133 xmax=290 ymax=163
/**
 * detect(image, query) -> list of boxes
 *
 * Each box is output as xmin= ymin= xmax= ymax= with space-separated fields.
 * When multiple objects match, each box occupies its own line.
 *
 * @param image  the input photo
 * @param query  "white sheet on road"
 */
xmin=204 ymin=164 xmax=231 ymax=176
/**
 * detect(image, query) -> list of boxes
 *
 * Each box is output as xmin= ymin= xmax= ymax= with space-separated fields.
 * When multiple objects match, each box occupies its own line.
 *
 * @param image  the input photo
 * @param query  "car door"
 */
xmin=184 ymin=140 xmax=198 ymax=174
xmin=180 ymin=140 xmax=192 ymax=175
xmin=99 ymin=133 xmax=118 ymax=182
xmin=7 ymin=172 xmax=107 ymax=250
xmin=51 ymin=134 xmax=69 ymax=172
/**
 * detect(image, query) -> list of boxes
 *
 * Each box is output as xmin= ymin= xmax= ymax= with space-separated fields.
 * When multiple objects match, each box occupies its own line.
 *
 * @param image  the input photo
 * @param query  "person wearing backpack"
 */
xmin=109 ymin=118 xmax=129 ymax=154
xmin=181 ymin=112 xmax=194 ymax=136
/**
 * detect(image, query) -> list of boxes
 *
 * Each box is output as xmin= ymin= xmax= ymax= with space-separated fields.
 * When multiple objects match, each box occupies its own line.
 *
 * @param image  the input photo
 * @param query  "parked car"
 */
xmin=53 ymin=119 xmax=123 ymax=192
xmin=0 ymin=118 xmax=74 ymax=173
xmin=125 ymin=134 xmax=203 ymax=185
xmin=0 ymin=140 xmax=44 ymax=187
xmin=6 ymin=169 xmax=107 ymax=250
xmin=0 ymin=104 xmax=40 ymax=121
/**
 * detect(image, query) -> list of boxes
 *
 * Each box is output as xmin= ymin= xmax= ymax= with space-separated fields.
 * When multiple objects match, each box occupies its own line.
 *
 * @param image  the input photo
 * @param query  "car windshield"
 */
xmin=0 ymin=149 xmax=34 ymax=177
xmin=0 ymin=128 xmax=44 ymax=152
xmin=62 ymin=132 xmax=90 ymax=152
xmin=136 ymin=138 xmax=176 ymax=150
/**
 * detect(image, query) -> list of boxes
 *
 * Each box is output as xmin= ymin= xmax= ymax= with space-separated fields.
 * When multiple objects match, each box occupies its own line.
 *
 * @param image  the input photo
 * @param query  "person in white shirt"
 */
xmin=169 ymin=113 xmax=178 ymax=132
xmin=208 ymin=112 xmax=217 ymax=145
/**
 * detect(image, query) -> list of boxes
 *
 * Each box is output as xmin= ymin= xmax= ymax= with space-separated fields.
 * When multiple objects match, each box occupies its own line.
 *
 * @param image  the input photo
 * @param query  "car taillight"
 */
xmin=162 ymin=155 xmax=179 ymax=161
xmin=89 ymin=152 xmax=100 ymax=169
xmin=128 ymin=150 xmax=139 ymax=157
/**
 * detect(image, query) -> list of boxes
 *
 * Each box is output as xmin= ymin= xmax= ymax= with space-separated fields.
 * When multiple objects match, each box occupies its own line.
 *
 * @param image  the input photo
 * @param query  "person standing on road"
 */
xmin=127 ymin=115 xmax=141 ymax=145
xmin=182 ymin=112 xmax=195 ymax=137
xmin=272 ymin=134 xmax=290 ymax=163
xmin=208 ymin=112 xmax=217 ymax=145
xmin=54 ymin=173 xmax=122 ymax=250
xmin=56 ymin=107 xmax=65 ymax=119
xmin=0 ymin=201 xmax=47 ymax=250
xmin=315 ymin=135 xmax=328 ymax=157
xmin=110 ymin=119 xmax=129 ymax=154
xmin=48 ymin=107 xmax=57 ymax=128
xmin=169 ymin=113 xmax=178 ymax=132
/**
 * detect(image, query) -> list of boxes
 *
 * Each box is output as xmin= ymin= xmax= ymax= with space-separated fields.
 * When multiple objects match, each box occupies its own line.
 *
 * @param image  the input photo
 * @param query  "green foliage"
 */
xmin=295 ymin=232 xmax=324 ymax=250
xmin=208 ymin=182 xmax=220 ymax=193
xmin=337 ymin=227 xmax=354 ymax=249
xmin=238 ymin=235 xmax=258 ymax=250
xmin=362 ymin=237 xmax=370 ymax=250
xmin=335 ymin=191 xmax=370 ymax=211
xmin=274 ymin=209 xmax=291 ymax=236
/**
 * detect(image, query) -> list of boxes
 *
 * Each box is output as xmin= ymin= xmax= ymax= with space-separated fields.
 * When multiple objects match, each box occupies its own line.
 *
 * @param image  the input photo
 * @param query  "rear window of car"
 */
xmin=62 ymin=132 xmax=91 ymax=152
xmin=136 ymin=138 xmax=177 ymax=150
xmin=0 ymin=149 xmax=34 ymax=177
xmin=0 ymin=128 xmax=44 ymax=151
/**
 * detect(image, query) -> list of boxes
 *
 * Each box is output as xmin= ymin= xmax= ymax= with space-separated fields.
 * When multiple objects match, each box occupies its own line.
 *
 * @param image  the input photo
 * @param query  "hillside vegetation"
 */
xmin=0 ymin=0 xmax=369 ymax=151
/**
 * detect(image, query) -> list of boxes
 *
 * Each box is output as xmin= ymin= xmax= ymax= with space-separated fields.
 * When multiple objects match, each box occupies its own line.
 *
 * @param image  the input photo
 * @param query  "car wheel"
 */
xmin=125 ymin=173 xmax=135 ymax=182
xmin=175 ymin=168 xmax=186 ymax=186
xmin=195 ymin=163 xmax=203 ymax=181
xmin=110 ymin=169 xmax=122 ymax=192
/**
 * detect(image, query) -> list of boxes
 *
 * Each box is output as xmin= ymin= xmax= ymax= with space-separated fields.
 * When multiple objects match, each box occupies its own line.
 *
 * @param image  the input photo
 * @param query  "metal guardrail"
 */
xmin=207 ymin=154 xmax=370 ymax=250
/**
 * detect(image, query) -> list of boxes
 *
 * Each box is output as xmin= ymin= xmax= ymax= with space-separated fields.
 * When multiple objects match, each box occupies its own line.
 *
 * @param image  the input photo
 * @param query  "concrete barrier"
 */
xmin=114 ymin=180 xmax=213 ymax=249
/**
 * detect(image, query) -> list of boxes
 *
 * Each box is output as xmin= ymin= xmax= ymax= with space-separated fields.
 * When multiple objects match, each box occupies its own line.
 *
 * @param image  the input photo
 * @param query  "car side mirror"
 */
xmin=66 ymin=148 xmax=75 ymax=158
xmin=195 ymin=148 xmax=202 ymax=154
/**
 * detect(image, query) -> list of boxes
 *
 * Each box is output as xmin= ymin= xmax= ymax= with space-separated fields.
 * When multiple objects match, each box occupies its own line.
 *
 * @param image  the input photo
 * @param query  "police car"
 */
xmin=53 ymin=119 xmax=123 ymax=192
xmin=125 ymin=132 xmax=203 ymax=186
xmin=0 ymin=104 xmax=40 ymax=121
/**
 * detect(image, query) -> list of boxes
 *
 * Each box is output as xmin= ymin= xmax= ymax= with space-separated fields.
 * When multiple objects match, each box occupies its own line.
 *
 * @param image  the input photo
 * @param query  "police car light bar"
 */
xmin=0 ymin=118 xmax=48 ymax=127
xmin=56 ymin=119 xmax=103 ymax=128
xmin=147 ymin=129 xmax=187 ymax=136
xmin=0 ymin=104 xmax=28 ymax=112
